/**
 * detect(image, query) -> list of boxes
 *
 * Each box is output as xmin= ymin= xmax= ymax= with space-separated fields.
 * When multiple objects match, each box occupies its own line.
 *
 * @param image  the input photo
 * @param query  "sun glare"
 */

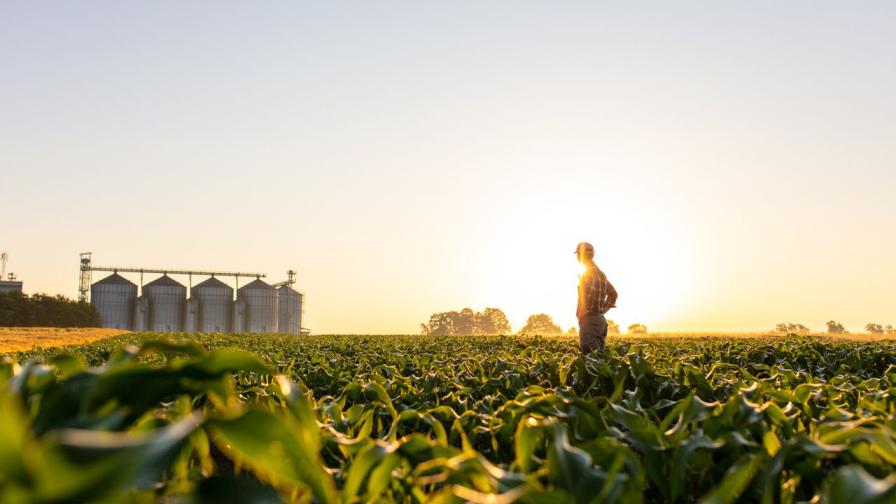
xmin=469 ymin=201 xmax=699 ymax=333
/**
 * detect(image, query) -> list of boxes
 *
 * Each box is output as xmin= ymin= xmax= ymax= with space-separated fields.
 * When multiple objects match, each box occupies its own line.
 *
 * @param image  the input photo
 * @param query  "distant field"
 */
xmin=2 ymin=328 xmax=893 ymax=354
xmin=619 ymin=331 xmax=896 ymax=341
xmin=0 ymin=327 xmax=127 ymax=352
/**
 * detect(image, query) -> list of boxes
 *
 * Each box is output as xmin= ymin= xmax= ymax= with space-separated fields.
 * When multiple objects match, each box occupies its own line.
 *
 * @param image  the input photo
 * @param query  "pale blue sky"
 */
xmin=3 ymin=2 xmax=895 ymax=333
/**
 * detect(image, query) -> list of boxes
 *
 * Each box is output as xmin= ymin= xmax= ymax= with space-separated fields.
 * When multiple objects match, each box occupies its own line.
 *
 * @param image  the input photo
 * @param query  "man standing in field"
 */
xmin=575 ymin=242 xmax=618 ymax=354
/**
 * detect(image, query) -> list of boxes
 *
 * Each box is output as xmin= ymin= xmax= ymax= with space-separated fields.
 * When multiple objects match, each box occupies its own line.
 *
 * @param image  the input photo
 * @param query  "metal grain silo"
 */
xmin=237 ymin=278 xmax=278 ymax=333
xmin=144 ymin=275 xmax=186 ymax=332
xmin=193 ymin=277 xmax=233 ymax=333
xmin=90 ymin=273 xmax=136 ymax=329
xmin=278 ymin=286 xmax=302 ymax=335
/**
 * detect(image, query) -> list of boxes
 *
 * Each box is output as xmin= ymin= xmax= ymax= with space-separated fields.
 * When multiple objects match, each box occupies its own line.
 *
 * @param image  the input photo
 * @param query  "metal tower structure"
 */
xmin=272 ymin=270 xmax=296 ymax=288
xmin=79 ymin=252 xmax=92 ymax=302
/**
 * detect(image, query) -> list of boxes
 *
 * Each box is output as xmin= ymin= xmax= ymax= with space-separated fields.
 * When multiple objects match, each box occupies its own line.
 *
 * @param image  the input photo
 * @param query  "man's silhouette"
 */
xmin=575 ymin=242 xmax=617 ymax=354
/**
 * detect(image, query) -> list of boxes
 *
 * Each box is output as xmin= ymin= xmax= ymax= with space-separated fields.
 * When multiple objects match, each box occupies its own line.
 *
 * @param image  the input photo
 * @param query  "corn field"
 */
xmin=3 ymin=333 xmax=896 ymax=503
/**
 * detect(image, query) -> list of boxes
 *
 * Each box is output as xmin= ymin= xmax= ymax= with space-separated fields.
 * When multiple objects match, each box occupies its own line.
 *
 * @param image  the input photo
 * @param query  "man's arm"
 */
xmin=606 ymin=280 xmax=618 ymax=309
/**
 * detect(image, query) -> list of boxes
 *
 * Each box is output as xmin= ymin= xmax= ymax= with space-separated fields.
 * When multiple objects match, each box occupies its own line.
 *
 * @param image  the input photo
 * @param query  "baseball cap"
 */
xmin=574 ymin=242 xmax=594 ymax=254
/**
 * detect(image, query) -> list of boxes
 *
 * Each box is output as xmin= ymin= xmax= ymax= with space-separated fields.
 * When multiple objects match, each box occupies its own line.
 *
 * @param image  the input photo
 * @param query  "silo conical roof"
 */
xmin=239 ymin=278 xmax=274 ymax=291
xmin=145 ymin=275 xmax=185 ymax=288
xmin=95 ymin=273 xmax=136 ymax=286
xmin=194 ymin=277 xmax=231 ymax=289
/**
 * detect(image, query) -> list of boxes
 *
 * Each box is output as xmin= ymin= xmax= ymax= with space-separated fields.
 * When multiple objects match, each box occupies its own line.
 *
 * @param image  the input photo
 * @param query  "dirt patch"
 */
xmin=0 ymin=327 xmax=128 ymax=353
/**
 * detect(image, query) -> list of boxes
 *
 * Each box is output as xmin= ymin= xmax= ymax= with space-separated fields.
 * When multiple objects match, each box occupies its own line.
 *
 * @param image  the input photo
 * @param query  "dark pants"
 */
xmin=578 ymin=312 xmax=607 ymax=354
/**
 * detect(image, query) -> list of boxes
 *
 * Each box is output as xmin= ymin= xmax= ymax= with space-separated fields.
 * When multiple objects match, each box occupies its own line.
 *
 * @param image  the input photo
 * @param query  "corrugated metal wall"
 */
xmin=238 ymin=279 xmax=278 ymax=333
xmin=278 ymin=286 xmax=302 ymax=335
xmin=144 ymin=275 xmax=186 ymax=332
xmin=193 ymin=277 xmax=233 ymax=333
xmin=90 ymin=273 xmax=136 ymax=329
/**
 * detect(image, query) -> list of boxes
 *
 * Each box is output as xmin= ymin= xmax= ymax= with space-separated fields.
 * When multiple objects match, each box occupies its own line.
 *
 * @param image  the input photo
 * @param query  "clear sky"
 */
xmin=2 ymin=2 xmax=894 ymax=334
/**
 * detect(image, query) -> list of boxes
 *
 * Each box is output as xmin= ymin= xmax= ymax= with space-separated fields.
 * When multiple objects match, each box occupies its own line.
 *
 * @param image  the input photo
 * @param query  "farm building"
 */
xmin=0 ymin=251 xmax=23 ymax=295
xmin=0 ymin=280 xmax=23 ymax=295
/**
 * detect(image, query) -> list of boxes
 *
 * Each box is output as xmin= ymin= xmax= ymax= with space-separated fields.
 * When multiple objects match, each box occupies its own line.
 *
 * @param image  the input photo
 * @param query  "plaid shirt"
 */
xmin=577 ymin=261 xmax=617 ymax=318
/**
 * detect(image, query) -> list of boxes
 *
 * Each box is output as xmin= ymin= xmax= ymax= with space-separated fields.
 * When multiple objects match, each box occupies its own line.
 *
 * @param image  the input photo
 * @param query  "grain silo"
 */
xmin=278 ymin=285 xmax=302 ymax=335
xmin=237 ymin=278 xmax=278 ymax=333
xmin=144 ymin=275 xmax=186 ymax=332
xmin=193 ymin=277 xmax=233 ymax=333
xmin=90 ymin=273 xmax=136 ymax=329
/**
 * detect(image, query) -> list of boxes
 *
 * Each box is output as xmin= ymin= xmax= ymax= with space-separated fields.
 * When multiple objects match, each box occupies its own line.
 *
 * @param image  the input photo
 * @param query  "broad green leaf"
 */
xmin=174 ymin=349 xmax=270 ymax=377
xmin=48 ymin=354 xmax=86 ymax=378
xmin=821 ymin=466 xmax=896 ymax=504
xmin=699 ymin=454 xmax=764 ymax=504
xmin=514 ymin=416 xmax=546 ymax=473
xmin=273 ymin=375 xmax=322 ymax=452
xmin=34 ymin=413 xmax=201 ymax=501
xmin=0 ymin=393 xmax=31 ymax=487
xmin=763 ymin=431 xmax=782 ymax=456
xmin=208 ymin=410 xmax=337 ymax=504
xmin=546 ymin=426 xmax=608 ymax=503
xmin=343 ymin=441 xmax=398 ymax=499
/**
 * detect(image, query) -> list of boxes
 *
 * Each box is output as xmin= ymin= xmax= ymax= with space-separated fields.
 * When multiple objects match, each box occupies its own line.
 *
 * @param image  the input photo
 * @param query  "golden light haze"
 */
xmin=3 ymin=3 xmax=895 ymax=333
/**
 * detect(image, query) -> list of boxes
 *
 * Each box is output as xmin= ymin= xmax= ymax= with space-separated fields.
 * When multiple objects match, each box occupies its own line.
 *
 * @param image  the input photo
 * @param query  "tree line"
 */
xmin=420 ymin=308 xmax=511 ymax=336
xmin=0 ymin=293 xmax=100 ymax=327
xmin=421 ymin=308 xmax=647 ymax=336
xmin=774 ymin=321 xmax=896 ymax=335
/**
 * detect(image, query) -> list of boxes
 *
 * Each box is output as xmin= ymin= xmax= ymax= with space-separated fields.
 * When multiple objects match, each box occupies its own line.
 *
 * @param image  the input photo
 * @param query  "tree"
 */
xmin=454 ymin=308 xmax=477 ymax=335
xmin=420 ymin=311 xmax=456 ymax=336
xmin=886 ymin=325 xmax=896 ymax=335
xmin=775 ymin=323 xmax=810 ymax=335
xmin=607 ymin=319 xmax=620 ymax=334
xmin=518 ymin=314 xmax=563 ymax=335
xmin=826 ymin=320 xmax=847 ymax=334
xmin=475 ymin=307 xmax=511 ymax=335
xmin=0 ymin=293 xmax=100 ymax=327
xmin=866 ymin=323 xmax=884 ymax=334
xmin=421 ymin=307 xmax=511 ymax=335
xmin=567 ymin=327 xmax=578 ymax=336
xmin=628 ymin=323 xmax=648 ymax=334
